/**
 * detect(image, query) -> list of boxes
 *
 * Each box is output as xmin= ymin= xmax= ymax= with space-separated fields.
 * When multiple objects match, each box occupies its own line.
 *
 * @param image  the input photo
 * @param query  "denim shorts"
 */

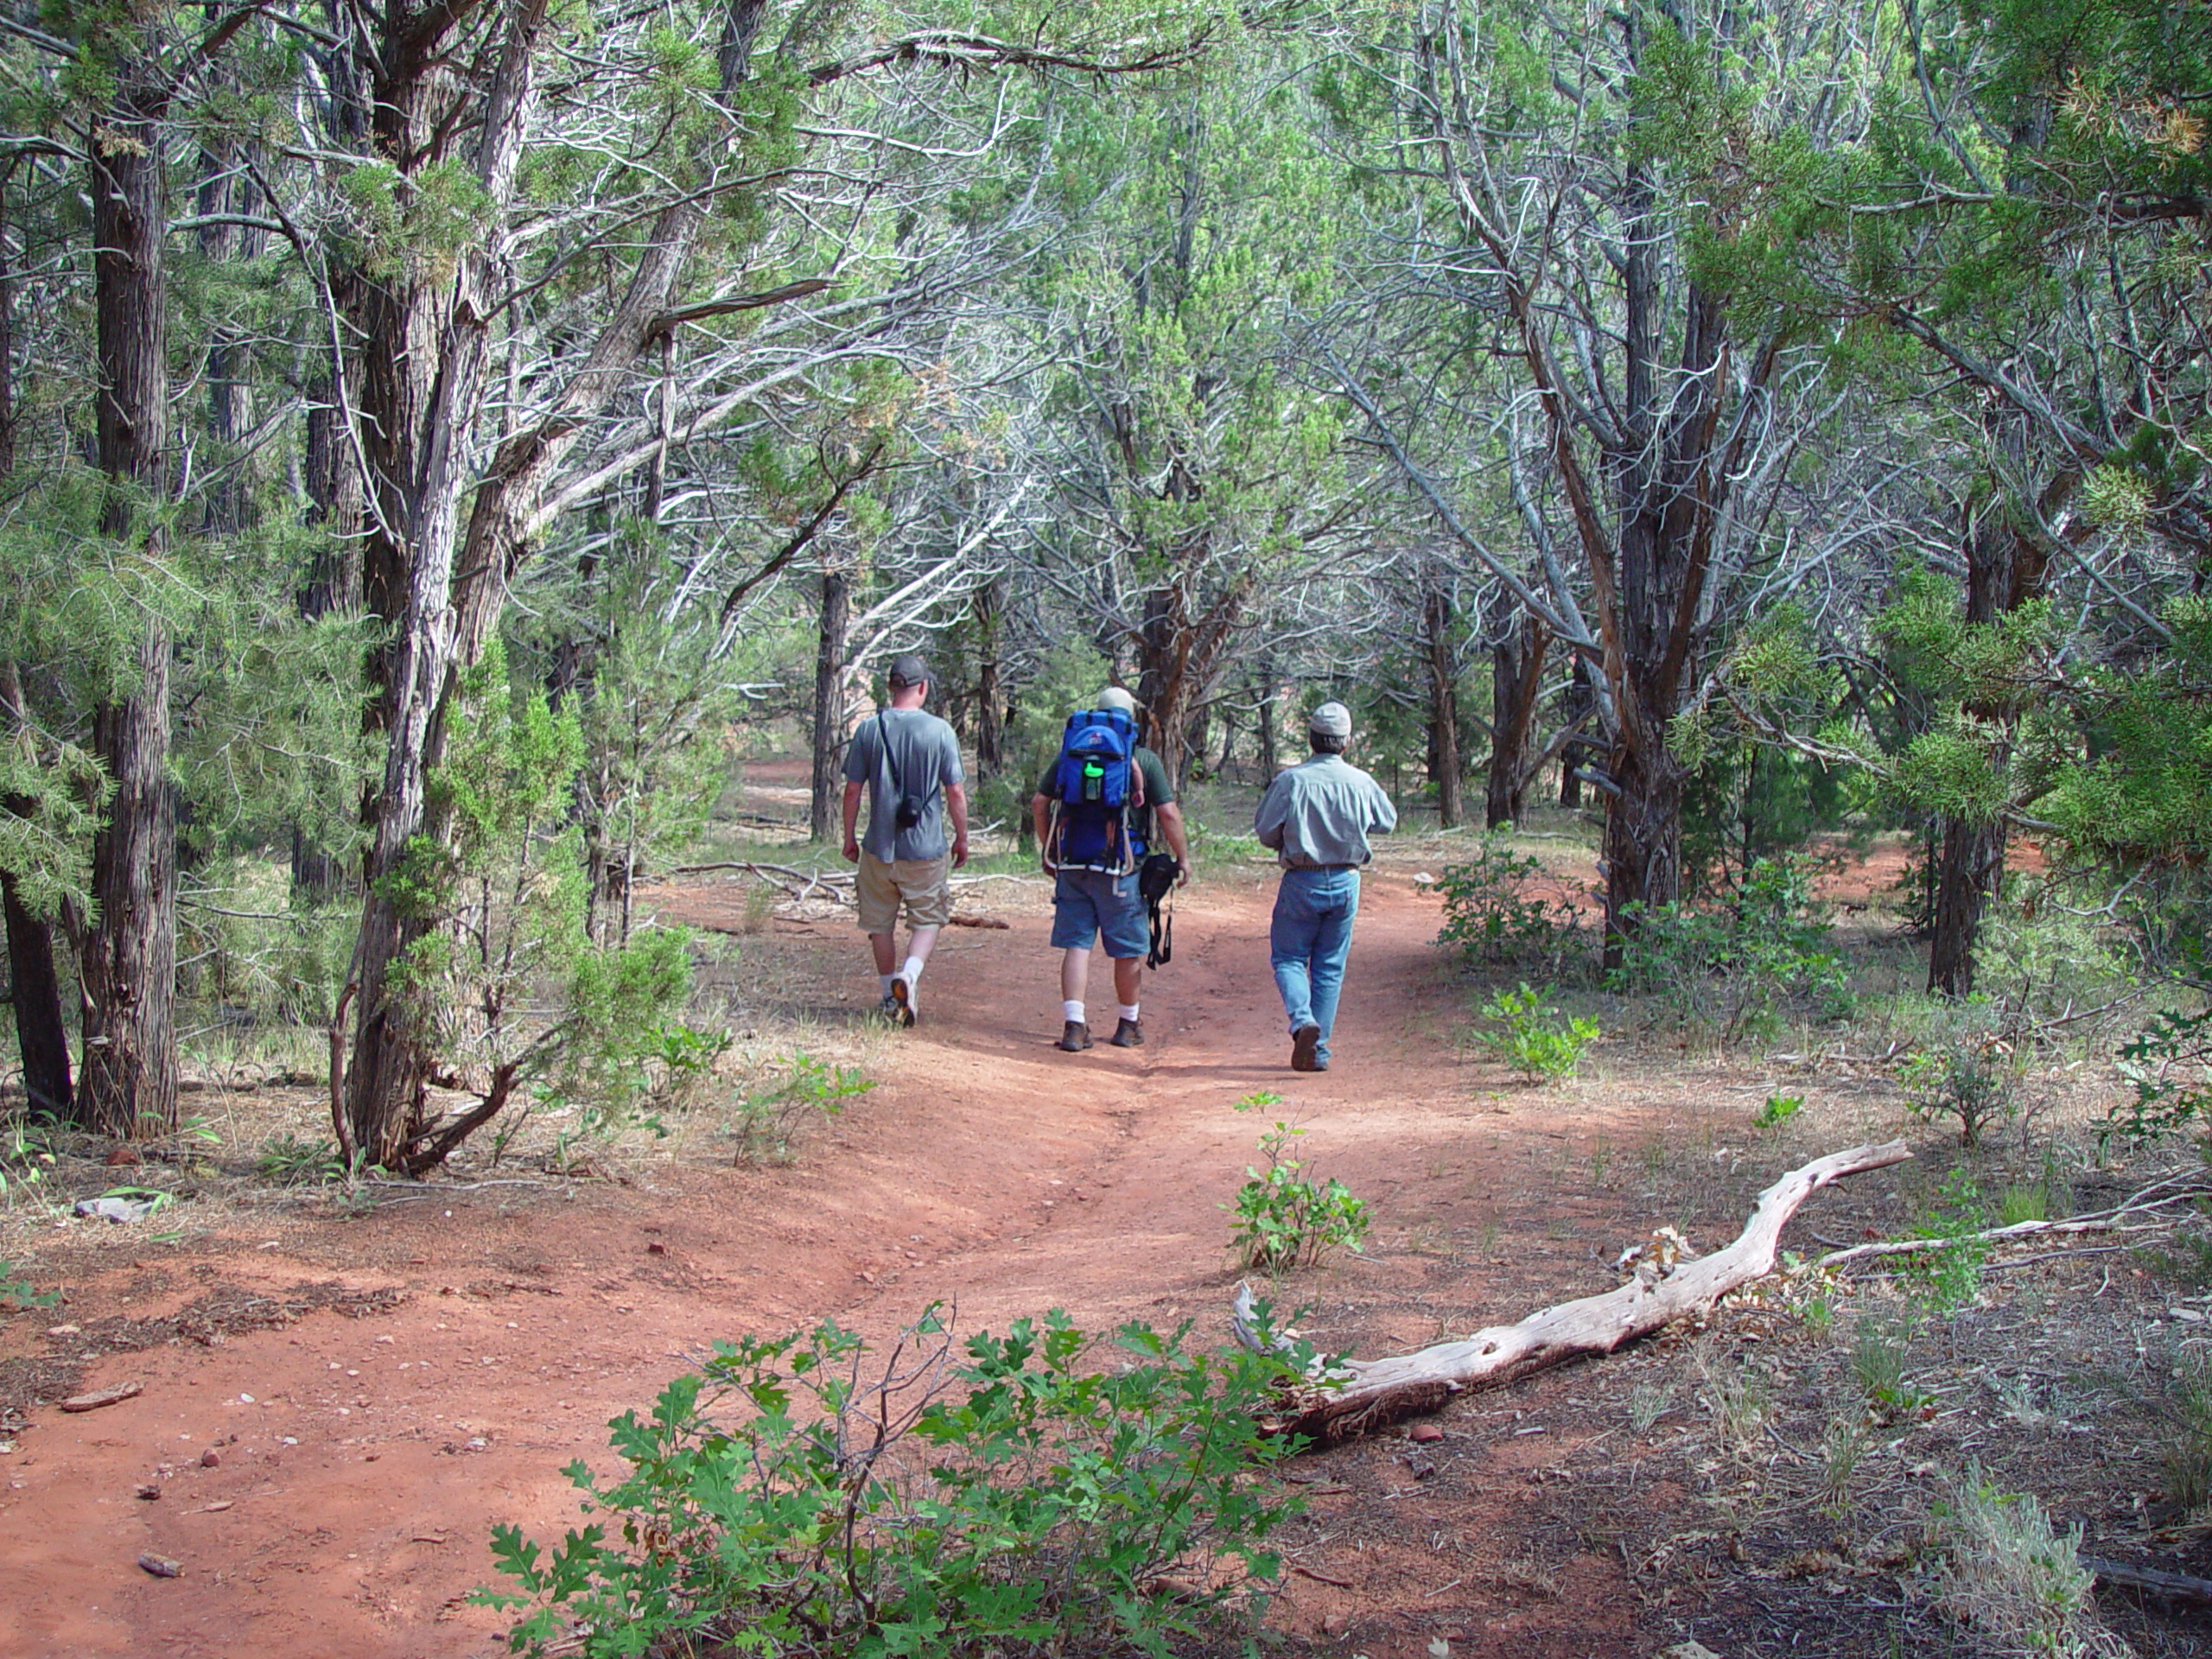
xmin=1050 ymin=868 xmax=1148 ymax=959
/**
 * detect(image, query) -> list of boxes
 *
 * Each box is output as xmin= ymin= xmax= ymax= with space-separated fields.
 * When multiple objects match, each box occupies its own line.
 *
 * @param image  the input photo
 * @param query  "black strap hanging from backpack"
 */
xmin=1139 ymin=852 xmax=1178 ymax=969
xmin=876 ymin=709 xmax=931 ymax=833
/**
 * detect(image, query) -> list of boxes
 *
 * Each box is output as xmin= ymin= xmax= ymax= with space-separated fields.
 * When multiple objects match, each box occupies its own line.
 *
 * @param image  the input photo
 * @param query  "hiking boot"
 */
xmin=1290 ymin=1023 xmax=1322 ymax=1071
xmin=878 ymin=993 xmax=901 ymax=1020
xmin=1109 ymin=1016 xmax=1144 ymax=1048
xmin=891 ymin=974 xmax=918 ymax=1028
xmin=1058 ymin=1020 xmax=1093 ymax=1052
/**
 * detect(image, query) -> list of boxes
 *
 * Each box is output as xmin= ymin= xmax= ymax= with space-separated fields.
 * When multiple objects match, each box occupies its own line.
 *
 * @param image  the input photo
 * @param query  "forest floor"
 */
xmin=2 ymin=771 xmax=2209 ymax=1659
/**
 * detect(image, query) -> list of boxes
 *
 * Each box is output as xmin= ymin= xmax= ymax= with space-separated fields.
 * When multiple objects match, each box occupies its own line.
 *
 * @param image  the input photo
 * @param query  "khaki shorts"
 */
xmin=855 ymin=852 xmax=953 ymax=934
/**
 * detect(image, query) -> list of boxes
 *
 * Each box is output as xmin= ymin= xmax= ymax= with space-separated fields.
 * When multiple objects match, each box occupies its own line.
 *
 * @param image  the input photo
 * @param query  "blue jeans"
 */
xmin=1269 ymin=868 xmax=1360 ymax=1063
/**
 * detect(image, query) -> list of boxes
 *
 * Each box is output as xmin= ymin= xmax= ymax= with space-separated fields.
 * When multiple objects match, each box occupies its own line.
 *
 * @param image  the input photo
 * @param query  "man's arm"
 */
xmin=1031 ymin=792 xmax=1057 ymax=871
xmin=1154 ymin=800 xmax=1192 ymax=885
xmin=1370 ymin=777 xmax=1400 ymax=834
xmin=1254 ymin=779 xmax=1288 ymax=850
xmin=945 ymin=782 xmax=969 ymax=868
xmin=840 ymin=779 xmax=866 ymax=862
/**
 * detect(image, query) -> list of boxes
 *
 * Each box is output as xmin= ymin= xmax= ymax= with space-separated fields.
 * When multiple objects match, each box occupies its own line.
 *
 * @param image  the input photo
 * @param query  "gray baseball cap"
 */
xmin=887 ymin=652 xmax=930 ymax=687
xmin=1308 ymin=700 xmax=1353 ymax=738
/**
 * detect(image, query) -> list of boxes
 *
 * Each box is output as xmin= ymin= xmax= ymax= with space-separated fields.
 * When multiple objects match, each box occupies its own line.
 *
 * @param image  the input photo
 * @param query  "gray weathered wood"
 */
xmin=1236 ymin=1140 xmax=1912 ymax=1443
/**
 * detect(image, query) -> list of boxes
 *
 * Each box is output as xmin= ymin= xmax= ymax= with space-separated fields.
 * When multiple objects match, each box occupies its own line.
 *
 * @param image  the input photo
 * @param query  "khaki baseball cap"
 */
xmin=1308 ymin=700 xmax=1353 ymax=738
xmin=1095 ymin=686 xmax=1142 ymax=715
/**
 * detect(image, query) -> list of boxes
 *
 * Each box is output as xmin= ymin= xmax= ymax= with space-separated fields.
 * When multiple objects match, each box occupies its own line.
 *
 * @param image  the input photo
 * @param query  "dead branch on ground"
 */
xmin=1234 ymin=1140 xmax=1912 ymax=1444
xmin=1806 ymin=1167 xmax=2212 ymax=1274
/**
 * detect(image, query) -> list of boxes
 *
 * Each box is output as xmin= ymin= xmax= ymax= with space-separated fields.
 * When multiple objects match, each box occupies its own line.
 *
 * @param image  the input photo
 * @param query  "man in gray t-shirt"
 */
xmin=840 ymin=653 xmax=969 ymax=1027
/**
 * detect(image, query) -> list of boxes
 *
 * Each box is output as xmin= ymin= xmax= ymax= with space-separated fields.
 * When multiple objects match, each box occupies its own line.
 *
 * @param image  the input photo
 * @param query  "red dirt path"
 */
xmin=3 ymin=868 xmax=1694 ymax=1657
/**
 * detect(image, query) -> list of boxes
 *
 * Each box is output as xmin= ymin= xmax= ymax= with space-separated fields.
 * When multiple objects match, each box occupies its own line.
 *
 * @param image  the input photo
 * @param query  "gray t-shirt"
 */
xmin=843 ymin=708 xmax=964 ymax=862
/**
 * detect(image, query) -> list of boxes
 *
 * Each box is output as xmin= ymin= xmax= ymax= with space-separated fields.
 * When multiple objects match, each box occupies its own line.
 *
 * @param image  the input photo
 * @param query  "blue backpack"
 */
xmin=1048 ymin=708 xmax=1146 ymax=873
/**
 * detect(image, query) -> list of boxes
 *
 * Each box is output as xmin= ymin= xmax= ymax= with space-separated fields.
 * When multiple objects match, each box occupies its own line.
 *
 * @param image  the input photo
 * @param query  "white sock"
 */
xmin=901 ymin=956 xmax=925 ymax=983
xmin=1062 ymin=1000 xmax=1085 ymax=1024
xmin=880 ymin=974 xmax=896 ymax=997
xmin=1118 ymin=1003 xmax=1141 ymax=1023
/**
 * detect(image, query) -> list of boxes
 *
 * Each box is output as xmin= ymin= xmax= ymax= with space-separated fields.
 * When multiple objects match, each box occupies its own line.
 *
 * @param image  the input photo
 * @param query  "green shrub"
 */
xmin=1 ymin=1261 xmax=55 ymax=1314
xmin=1925 ymin=1465 xmax=2122 ymax=1659
xmin=1610 ymin=855 xmax=1850 ymax=1044
xmin=1753 ymin=1092 xmax=1805 ymax=1130
xmin=639 ymin=1020 xmax=733 ymax=1111
xmin=0 ymin=1120 xmax=56 ymax=1207
xmin=1472 ymin=982 xmax=1600 ymax=1084
xmin=476 ymin=1309 xmax=1300 ymax=1659
xmin=1901 ymin=1167 xmax=1993 ymax=1316
xmin=255 ymin=1133 xmax=352 ymax=1185
xmin=1433 ymin=836 xmax=1583 ymax=971
xmin=1899 ymin=1036 xmax=2018 ymax=1149
xmin=2106 ymin=1005 xmax=2212 ymax=1147
xmin=730 ymin=1052 xmax=873 ymax=1165
xmin=1226 ymin=1112 xmax=1369 ymax=1273
xmin=2162 ymin=1348 xmax=2212 ymax=1519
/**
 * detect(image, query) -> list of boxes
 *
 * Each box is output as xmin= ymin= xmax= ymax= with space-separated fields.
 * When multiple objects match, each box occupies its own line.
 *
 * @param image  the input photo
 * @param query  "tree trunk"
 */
xmin=1927 ymin=817 xmax=2006 ymax=997
xmin=195 ymin=127 xmax=260 ymax=535
xmin=338 ymin=0 xmax=787 ymax=1169
xmin=1485 ymin=609 xmax=1548 ymax=830
xmin=1559 ymin=656 xmax=1593 ymax=807
xmin=1255 ymin=660 xmax=1277 ymax=776
xmin=1423 ymin=586 xmax=1463 ymax=829
xmin=2 ymin=873 xmax=70 ymax=1118
xmin=1925 ymin=487 xmax=2054 ymax=995
xmin=299 ymin=374 xmax=361 ymax=618
xmin=0 ymin=172 xmax=71 ymax=1122
xmin=79 ymin=58 xmax=178 ymax=1141
xmin=340 ymin=1 xmax=553 ymax=1166
xmin=1601 ymin=740 xmax=1685 ymax=975
xmin=810 ymin=567 xmax=852 ymax=842
xmin=290 ymin=372 xmax=361 ymax=906
xmin=974 ymin=579 xmax=1004 ymax=780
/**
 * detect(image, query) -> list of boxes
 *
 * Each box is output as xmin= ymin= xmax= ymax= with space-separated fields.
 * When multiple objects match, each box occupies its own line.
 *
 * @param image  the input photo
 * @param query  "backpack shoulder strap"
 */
xmin=876 ymin=709 xmax=901 ymax=793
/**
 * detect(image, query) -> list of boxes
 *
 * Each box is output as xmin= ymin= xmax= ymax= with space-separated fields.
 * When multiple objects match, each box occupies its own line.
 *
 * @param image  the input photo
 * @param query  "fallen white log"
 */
xmin=1236 ymin=1139 xmax=1912 ymax=1443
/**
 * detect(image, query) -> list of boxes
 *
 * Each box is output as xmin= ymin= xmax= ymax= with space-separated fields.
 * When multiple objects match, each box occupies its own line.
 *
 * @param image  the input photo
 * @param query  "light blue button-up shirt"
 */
xmin=1255 ymin=753 xmax=1398 ymax=868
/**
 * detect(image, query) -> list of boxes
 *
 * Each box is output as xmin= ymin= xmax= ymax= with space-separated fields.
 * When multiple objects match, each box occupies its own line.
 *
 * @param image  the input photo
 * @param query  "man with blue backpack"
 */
xmin=1029 ymin=687 xmax=1190 ymax=1052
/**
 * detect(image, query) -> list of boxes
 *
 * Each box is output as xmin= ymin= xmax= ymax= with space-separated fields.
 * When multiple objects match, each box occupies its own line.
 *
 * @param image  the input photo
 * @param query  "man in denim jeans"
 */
xmin=1255 ymin=702 xmax=1397 ymax=1071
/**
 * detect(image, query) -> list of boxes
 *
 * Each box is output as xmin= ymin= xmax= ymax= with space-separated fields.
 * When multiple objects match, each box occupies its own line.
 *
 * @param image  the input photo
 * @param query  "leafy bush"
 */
xmin=1471 ymin=982 xmax=1600 ymax=1084
xmin=1 ymin=1261 xmax=54 ymax=1314
xmin=476 ymin=1309 xmax=1300 ymax=1659
xmin=2106 ymin=1005 xmax=2212 ymax=1147
xmin=1610 ymin=855 xmax=1850 ymax=1044
xmin=1900 ymin=1035 xmax=2019 ymax=1149
xmin=255 ymin=1133 xmax=352 ymax=1185
xmin=1752 ymin=1092 xmax=1805 ymax=1130
xmin=1225 ymin=1107 xmax=1368 ymax=1274
xmin=1900 ymin=1167 xmax=1993 ymax=1316
xmin=376 ymin=640 xmax=696 ymax=1173
xmin=1924 ymin=1464 xmax=2126 ymax=1659
xmin=639 ymin=1020 xmax=733 ymax=1111
xmin=1432 ymin=836 xmax=1583 ymax=970
xmin=0 ymin=1119 xmax=55 ymax=1206
xmin=731 ymin=1052 xmax=873 ymax=1165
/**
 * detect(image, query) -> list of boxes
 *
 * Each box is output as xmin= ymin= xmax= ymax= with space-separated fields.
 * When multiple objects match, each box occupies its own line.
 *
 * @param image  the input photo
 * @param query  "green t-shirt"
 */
xmin=1036 ymin=745 xmax=1174 ymax=853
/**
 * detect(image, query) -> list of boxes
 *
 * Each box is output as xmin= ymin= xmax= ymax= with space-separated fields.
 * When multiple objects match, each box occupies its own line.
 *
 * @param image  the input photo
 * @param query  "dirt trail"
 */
xmin=3 ymin=867 xmax=1561 ymax=1659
